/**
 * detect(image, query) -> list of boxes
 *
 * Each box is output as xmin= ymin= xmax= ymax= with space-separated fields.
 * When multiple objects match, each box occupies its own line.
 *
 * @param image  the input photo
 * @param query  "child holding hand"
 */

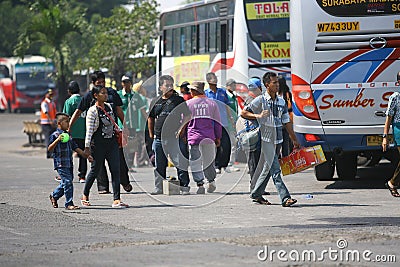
xmin=48 ymin=112 xmax=93 ymax=210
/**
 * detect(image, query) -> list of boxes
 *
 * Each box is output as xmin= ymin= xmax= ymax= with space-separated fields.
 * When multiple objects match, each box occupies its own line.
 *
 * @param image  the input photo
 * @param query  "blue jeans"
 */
xmin=250 ymin=141 xmax=290 ymax=204
xmin=84 ymin=139 xmax=121 ymax=201
xmin=153 ymin=137 xmax=189 ymax=191
xmin=189 ymin=143 xmax=216 ymax=185
xmin=52 ymin=167 xmax=74 ymax=207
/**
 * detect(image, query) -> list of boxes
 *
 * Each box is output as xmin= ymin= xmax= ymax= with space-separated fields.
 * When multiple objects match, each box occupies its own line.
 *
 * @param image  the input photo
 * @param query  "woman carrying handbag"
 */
xmin=82 ymin=85 xmax=129 ymax=208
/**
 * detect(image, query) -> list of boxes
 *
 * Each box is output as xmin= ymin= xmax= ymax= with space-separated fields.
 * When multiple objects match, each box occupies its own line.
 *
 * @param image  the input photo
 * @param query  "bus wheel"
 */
xmin=314 ymin=152 xmax=335 ymax=181
xmin=336 ymin=152 xmax=357 ymax=179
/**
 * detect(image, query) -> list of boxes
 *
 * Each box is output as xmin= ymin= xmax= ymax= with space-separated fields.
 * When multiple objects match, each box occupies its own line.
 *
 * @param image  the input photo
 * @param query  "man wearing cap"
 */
xmin=205 ymin=72 xmax=234 ymax=174
xmin=184 ymin=81 xmax=222 ymax=194
xmin=148 ymin=75 xmax=191 ymax=195
xmin=41 ymin=89 xmax=57 ymax=158
xmin=62 ymin=81 xmax=87 ymax=183
xmin=117 ymin=75 xmax=147 ymax=170
xmin=180 ymin=81 xmax=192 ymax=101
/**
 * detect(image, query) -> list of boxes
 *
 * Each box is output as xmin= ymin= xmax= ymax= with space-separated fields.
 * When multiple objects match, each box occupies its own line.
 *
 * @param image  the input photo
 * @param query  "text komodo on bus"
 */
xmin=157 ymin=0 xmax=291 ymax=96
xmin=290 ymin=0 xmax=400 ymax=181
xmin=0 ymin=55 xmax=55 ymax=113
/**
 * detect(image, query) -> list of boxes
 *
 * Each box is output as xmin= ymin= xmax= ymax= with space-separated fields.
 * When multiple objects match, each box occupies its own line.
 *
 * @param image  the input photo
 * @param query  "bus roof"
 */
xmin=160 ymin=0 xmax=223 ymax=15
xmin=4 ymin=55 xmax=52 ymax=65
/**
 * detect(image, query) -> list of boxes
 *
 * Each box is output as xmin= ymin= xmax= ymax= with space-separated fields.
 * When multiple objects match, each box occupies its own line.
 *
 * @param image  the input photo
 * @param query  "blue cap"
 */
xmin=248 ymin=78 xmax=261 ymax=89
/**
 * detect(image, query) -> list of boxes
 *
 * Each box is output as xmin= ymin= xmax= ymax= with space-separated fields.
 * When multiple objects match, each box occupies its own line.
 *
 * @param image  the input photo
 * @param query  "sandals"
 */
xmin=49 ymin=195 xmax=58 ymax=208
xmin=80 ymin=198 xmax=91 ymax=206
xmin=65 ymin=205 xmax=80 ymax=210
xmin=282 ymin=198 xmax=297 ymax=207
xmin=385 ymin=182 xmax=400 ymax=197
xmin=252 ymin=197 xmax=271 ymax=205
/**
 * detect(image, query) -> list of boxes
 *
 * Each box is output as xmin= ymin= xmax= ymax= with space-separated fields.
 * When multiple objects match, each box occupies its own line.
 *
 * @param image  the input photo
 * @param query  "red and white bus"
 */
xmin=290 ymin=0 xmax=400 ymax=180
xmin=157 ymin=0 xmax=291 ymax=95
xmin=0 ymin=55 xmax=55 ymax=112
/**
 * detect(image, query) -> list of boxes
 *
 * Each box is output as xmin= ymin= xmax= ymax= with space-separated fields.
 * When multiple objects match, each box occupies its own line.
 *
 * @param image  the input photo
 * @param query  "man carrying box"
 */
xmin=241 ymin=72 xmax=299 ymax=207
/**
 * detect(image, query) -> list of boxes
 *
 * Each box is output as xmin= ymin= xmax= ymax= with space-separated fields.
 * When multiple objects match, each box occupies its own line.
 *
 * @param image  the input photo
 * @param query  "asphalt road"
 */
xmin=0 ymin=113 xmax=399 ymax=267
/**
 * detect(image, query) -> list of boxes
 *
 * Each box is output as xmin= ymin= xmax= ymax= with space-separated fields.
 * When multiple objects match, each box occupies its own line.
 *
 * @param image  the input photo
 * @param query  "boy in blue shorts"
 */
xmin=48 ymin=112 xmax=93 ymax=210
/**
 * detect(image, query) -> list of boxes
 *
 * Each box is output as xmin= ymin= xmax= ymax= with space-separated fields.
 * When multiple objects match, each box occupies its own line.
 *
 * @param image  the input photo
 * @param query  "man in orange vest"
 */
xmin=41 ymin=89 xmax=57 ymax=158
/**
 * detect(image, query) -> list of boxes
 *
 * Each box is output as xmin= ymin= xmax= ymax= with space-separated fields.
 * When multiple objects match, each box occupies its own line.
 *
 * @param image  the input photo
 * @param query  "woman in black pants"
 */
xmin=81 ymin=85 xmax=129 ymax=208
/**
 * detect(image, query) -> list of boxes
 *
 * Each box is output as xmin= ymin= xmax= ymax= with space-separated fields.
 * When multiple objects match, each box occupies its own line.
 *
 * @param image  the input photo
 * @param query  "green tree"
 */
xmin=88 ymin=0 xmax=159 ymax=86
xmin=15 ymin=0 xmax=88 ymax=109
xmin=0 ymin=1 xmax=33 ymax=57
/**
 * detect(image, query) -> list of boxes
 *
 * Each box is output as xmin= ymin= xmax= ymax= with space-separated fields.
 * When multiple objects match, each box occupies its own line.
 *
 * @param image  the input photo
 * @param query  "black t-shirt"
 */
xmin=149 ymin=93 xmax=190 ymax=138
xmin=78 ymin=87 xmax=123 ymax=113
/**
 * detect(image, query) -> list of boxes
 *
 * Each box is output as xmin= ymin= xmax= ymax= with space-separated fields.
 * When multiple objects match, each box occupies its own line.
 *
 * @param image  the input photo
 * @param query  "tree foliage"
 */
xmin=0 ymin=1 xmax=32 ymax=57
xmin=15 ymin=0 xmax=88 ymax=108
xmin=88 ymin=0 xmax=159 ymax=84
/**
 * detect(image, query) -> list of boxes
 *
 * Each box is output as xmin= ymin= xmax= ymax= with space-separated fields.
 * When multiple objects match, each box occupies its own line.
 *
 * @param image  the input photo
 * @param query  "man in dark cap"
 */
xmin=180 ymin=81 xmax=192 ymax=101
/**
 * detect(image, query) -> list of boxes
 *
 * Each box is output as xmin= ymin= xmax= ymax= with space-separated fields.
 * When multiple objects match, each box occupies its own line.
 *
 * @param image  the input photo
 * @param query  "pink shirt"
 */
xmin=186 ymin=96 xmax=222 ymax=145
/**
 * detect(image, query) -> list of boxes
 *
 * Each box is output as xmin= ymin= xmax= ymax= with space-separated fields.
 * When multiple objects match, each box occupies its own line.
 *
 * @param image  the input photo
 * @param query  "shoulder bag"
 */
xmin=98 ymin=105 xmax=127 ymax=148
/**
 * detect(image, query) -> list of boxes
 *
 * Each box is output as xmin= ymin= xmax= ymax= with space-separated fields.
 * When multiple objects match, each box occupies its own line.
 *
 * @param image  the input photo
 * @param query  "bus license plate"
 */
xmin=367 ymin=135 xmax=393 ymax=146
xmin=317 ymin=21 xmax=360 ymax=32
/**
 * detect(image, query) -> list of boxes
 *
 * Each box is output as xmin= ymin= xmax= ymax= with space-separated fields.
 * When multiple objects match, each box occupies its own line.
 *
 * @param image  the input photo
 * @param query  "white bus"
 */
xmin=290 ymin=0 xmax=400 ymax=180
xmin=157 ymin=0 xmax=291 ymax=91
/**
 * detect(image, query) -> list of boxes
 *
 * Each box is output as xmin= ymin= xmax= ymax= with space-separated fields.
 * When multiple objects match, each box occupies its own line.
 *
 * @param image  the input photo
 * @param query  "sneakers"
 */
xmin=111 ymin=202 xmax=129 ymax=208
xmin=207 ymin=181 xmax=216 ymax=193
xmin=79 ymin=177 xmax=85 ymax=183
xmin=225 ymin=166 xmax=240 ymax=173
xmin=181 ymin=186 xmax=190 ymax=195
xmin=215 ymin=168 xmax=221 ymax=174
xmin=196 ymin=185 xmax=205 ymax=194
xmin=150 ymin=190 xmax=163 ymax=195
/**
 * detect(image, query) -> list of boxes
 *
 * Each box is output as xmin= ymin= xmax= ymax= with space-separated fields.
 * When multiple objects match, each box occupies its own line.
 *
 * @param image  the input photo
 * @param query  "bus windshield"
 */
xmin=244 ymin=0 xmax=290 ymax=64
xmin=244 ymin=0 xmax=290 ymax=44
xmin=15 ymin=63 xmax=54 ymax=91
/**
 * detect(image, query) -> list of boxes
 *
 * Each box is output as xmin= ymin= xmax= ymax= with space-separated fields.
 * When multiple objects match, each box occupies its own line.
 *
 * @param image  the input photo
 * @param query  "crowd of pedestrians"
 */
xmin=45 ymin=69 xmax=400 ymax=210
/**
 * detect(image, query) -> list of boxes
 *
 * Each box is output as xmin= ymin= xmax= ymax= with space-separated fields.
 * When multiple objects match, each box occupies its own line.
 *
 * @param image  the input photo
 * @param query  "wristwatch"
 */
xmin=382 ymin=134 xmax=387 ymax=138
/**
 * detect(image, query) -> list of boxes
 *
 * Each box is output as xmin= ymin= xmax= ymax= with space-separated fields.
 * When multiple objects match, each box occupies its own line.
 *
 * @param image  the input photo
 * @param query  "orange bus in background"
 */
xmin=0 ymin=55 xmax=55 ymax=113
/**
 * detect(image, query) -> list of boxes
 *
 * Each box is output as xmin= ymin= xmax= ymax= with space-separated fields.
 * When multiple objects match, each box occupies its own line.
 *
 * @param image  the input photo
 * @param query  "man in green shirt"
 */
xmin=117 ymin=75 xmax=147 ymax=170
xmin=62 ymin=81 xmax=87 ymax=183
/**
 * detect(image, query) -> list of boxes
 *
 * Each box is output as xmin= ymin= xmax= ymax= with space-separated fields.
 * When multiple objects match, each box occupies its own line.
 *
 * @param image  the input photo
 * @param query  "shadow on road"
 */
xmin=325 ymin=162 xmax=395 ymax=190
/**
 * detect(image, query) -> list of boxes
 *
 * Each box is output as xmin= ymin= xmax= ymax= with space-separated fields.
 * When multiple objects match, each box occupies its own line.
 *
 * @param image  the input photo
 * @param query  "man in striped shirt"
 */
xmin=241 ymin=72 xmax=299 ymax=207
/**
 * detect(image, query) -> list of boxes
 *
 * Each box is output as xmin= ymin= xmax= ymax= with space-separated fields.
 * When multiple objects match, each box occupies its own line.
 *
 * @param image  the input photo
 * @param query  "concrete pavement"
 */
xmin=0 ymin=113 xmax=399 ymax=266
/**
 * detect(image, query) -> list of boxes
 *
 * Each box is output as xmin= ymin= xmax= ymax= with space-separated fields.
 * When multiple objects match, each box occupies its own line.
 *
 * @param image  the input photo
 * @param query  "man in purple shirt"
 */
xmin=186 ymin=81 xmax=222 ymax=194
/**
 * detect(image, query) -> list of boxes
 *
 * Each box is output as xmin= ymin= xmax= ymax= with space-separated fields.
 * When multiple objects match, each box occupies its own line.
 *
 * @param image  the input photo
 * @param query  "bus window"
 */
xmin=199 ymin=23 xmax=207 ymax=54
xmin=173 ymin=28 xmax=180 ymax=56
xmin=0 ymin=65 xmax=10 ymax=79
xmin=164 ymin=29 xmax=172 ymax=57
xmin=191 ymin=25 xmax=197 ymax=54
xmin=182 ymin=26 xmax=191 ymax=55
xmin=209 ymin=22 xmax=220 ymax=53
xmin=228 ymin=19 xmax=234 ymax=51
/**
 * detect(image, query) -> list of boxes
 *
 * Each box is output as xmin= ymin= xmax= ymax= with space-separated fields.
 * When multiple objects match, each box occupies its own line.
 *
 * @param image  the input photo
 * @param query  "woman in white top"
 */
xmin=81 ymin=85 xmax=129 ymax=208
